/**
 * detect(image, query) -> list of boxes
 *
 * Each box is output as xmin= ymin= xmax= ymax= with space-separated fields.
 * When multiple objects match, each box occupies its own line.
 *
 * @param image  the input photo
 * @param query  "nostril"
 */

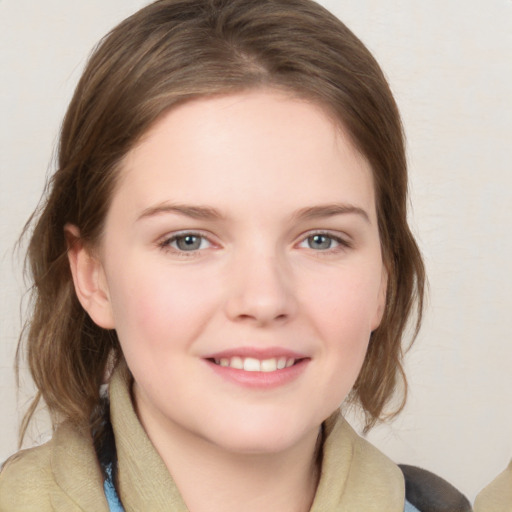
xmin=224 ymin=275 xmax=297 ymax=325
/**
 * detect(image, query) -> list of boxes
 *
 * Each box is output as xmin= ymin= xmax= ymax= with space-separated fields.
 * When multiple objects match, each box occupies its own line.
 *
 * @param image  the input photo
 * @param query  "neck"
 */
xmin=135 ymin=401 xmax=322 ymax=512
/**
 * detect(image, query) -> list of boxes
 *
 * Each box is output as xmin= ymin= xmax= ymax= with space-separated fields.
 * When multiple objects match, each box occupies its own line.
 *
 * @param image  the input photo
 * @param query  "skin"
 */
xmin=68 ymin=90 xmax=387 ymax=512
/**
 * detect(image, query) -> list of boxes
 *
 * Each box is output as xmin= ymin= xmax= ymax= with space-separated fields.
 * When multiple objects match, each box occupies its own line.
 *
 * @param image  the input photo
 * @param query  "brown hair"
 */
xmin=19 ymin=0 xmax=424 ymax=441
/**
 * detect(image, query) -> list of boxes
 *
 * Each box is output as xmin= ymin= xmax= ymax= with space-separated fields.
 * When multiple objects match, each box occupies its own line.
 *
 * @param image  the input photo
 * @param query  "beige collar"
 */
xmin=110 ymin=366 xmax=405 ymax=512
xmin=50 ymin=423 xmax=110 ymax=511
xmin=111 ymin=366 xmax=188 ymax=511
xmin=474 ymin=461 xmax=512 ymax=512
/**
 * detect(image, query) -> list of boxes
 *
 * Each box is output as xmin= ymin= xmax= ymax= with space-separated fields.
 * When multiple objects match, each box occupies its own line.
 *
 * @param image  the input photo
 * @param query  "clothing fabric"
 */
xmin=102 ymin=478 xmax=421 ymax=512
xmin=474 ymin=461 xmax=512 ymax=512
xmin=403 ymin=502 xmax=421 ymax=512
xmin=104 ymin=464 xmax=124 ymax=512
xmin=0 ymin=365 xmax=408 ymax=511
xmin=102 ymin=465 xmax=421 ymax=512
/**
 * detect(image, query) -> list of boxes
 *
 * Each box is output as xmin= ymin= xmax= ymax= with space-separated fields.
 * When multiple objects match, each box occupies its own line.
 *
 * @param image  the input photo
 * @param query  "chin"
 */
xmin=215 ymin=433 xmax=305 ymax=456
xmin=202 ymin=413 xmax=320 ymax=456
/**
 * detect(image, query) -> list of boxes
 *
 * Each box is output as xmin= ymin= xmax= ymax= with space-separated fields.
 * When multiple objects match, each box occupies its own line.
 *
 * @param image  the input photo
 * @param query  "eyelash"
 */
xmin=157 ymin=230 xmax=352 ymax=256
xmin=158 ymin=231 xmax=213 ymax=257
xmin=297 ymin=231 xmax=352 ymax=253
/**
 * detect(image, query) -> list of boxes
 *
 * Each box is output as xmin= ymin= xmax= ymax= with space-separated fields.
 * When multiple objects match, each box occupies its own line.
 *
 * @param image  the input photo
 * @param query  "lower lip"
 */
xmin=204 ymin=359 xmax=309 ymax=389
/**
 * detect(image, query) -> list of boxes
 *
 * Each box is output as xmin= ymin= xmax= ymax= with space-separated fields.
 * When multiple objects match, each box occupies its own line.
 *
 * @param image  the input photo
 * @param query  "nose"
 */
xmin=224 ymin=248 xmax=297 ymax=326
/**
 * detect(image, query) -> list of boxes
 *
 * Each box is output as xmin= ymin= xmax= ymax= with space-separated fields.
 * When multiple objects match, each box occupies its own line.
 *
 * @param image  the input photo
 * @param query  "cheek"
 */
xmin=105 ymin=260 xmax=219 ymax=357
xmin=302 ymin=268 xmax=382 ymax=392
xmin=304 ymin=267 xmax=382 ymax=336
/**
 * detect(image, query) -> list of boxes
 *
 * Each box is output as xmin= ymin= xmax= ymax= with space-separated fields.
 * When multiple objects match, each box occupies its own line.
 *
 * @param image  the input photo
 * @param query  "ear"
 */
xmin=370 ymin=265 xmax=388 ymax=331
xmin=65 ymin=224 xmax=115 ymax=329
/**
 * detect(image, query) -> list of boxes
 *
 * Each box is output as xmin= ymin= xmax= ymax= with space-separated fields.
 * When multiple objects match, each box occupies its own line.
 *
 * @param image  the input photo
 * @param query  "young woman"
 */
xmin=0 ymin=1 xmax=470 ymax=510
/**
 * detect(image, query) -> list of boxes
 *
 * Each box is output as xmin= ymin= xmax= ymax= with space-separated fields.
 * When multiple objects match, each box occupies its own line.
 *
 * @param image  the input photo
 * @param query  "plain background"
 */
xmin=1 ymin=0 xmax=511 ymax=502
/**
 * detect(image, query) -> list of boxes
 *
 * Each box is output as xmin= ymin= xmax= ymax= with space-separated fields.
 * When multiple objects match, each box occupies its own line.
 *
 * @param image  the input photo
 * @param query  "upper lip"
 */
xmin=203 ymin=347 xmax=309 ymax=360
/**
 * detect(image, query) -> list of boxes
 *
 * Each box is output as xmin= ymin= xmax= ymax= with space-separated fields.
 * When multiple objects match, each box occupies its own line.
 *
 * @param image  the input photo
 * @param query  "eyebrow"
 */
xmin=137 ymin=203 xmax=224 ymax=221
xmin=137 ymin=201 xmax=370 ymax=223
xmin=292 ymin=204 xmax=370 ymax=223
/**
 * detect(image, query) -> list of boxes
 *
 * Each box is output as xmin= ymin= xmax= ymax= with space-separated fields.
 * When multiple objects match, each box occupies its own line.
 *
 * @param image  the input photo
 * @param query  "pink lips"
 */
xmin=204 ymin=347 xmax=307 ymax=360
xmin=203 ymin=347 xmax=310 ymax=389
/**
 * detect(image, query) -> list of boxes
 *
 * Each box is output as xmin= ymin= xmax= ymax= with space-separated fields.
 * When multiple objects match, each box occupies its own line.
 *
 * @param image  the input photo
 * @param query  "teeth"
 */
xmin=230 ymin=356 xmax=244 ymax=370
xmin=212 ymin=356 xmax=298 ymax=372
xmin=243 ymin=358 xmax=261 ymax=372
xmin=260 ymin=358 xmax=277 ymax=372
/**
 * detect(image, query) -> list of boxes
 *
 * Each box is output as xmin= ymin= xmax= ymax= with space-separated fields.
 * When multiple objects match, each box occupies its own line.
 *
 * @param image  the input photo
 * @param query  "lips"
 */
xmin=204 ymin=348 xmax=307 ymax=370
xmin=211 ymin=356 xmax=297 ymax=372
xmin=203 ymin=348 xmax=309 ymax=388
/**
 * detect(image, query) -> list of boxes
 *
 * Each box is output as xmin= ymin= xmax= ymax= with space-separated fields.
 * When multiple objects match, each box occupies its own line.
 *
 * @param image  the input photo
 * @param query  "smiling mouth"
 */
xmin=208 ymin=356 xmax=303 ymax=372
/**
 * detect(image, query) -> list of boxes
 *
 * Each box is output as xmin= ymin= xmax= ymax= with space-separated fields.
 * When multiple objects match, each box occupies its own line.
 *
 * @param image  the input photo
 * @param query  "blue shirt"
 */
xmin=104 ymin=464 xmax=124 ymax=512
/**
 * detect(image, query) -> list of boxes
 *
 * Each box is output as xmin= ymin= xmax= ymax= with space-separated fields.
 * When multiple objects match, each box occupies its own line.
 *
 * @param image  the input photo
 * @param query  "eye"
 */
xmin=305 ymin=234 xmax=337 ymax=250
xmin=298 ymin=232 xmax=348 ymax=251
xmin=162 ymin=232 xmax=211 ymax=252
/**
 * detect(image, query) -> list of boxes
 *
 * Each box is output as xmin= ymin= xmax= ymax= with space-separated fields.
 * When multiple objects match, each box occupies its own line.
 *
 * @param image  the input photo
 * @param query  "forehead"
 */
xmin=113 ymin=89 xmax=376 ymax=221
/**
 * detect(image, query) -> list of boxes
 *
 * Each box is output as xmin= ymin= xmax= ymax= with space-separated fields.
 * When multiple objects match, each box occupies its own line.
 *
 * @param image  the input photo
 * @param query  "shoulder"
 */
xmin=0 ymin=440 xmax=55 ymax=511
xmin=0 ymin=423 xmax=108 ymax=512
xmin=399 ymin=464 xmax=473 ymax=512
xmin=474 ymin=461 xmax=512 ymax=512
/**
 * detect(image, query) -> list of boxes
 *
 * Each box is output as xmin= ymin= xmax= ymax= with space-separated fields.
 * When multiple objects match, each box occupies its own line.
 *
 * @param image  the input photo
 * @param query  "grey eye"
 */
xmin=174 ymin=235 xmax=204 ymax=251
xmin=307 ymin=234 xmax=334 ymax=250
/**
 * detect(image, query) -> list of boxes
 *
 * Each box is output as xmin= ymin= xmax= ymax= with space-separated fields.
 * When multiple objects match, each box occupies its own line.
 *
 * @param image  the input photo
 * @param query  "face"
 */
xmin=72 ymin=90 xmax=387 ymax=456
